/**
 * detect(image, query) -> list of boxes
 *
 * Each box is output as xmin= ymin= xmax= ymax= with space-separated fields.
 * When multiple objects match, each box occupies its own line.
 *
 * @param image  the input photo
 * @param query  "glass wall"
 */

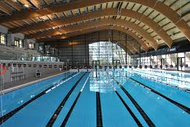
xmin=132 ymin=51 xmax=190 ymax=71
xmin=185 ymin=52 xmax=190 ymax=67
xmin=89 ymin=41 xmax=127 ymax=66
xmin=32 ymin=56 xmax=60 ymax=62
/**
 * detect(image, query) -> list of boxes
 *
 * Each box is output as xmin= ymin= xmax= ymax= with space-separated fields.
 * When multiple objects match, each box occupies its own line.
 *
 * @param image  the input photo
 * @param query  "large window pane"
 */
xmin=89 ymin=41 xmax=126 ymax=65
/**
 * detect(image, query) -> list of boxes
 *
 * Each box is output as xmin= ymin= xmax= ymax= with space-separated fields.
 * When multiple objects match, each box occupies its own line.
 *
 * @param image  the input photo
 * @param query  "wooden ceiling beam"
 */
xmin=11 ymin=8 xmax=118 ymax=33
xmin=31 ymin=0 xmax=42 ymax=8
xmin=18 ymin=0 xmax=32 ymax=8
xmin=5 ymin=0 xmax=22 ymax=11
xmin=0 ymin=0 xmax=189 ymax=42
xmin=28 ymin=18 xmax=157 ymax=50
xmin=0 ymin=1 xmax=12 ymax=15
xmin=11 ymin=8 xmax=172 ymax=48
xmin=39 ymin=25 xmax=149 ymax=52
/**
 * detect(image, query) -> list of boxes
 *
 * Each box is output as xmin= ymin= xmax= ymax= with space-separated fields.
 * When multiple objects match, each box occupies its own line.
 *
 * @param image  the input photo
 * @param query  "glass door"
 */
xmin=177 ymin=57 xmax=185 ymax=71
xmin=112 ymin=60 xmax=120 ymax=66
xmin=92 ymin=60 xmax=100 ymax=68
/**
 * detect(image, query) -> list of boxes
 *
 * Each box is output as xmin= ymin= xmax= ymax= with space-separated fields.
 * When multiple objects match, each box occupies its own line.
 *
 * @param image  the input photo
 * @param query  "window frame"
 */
xmin=29 ymin=43 xmax=34 ymax=49
xmin=14 ymin=38 xmax=24 ymax=48
xmin=0 ymin=33 xmax=7 ymax=45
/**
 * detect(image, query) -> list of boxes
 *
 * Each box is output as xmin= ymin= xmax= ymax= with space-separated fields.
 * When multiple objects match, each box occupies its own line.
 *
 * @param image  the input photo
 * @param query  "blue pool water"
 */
xmin=0 ymin=70 xmax=190 ymax=127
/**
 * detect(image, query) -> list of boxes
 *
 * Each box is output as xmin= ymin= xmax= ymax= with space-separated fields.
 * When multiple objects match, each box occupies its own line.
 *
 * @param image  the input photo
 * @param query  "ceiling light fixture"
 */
xmin=24 ymin=4 xmax=29 ymax=8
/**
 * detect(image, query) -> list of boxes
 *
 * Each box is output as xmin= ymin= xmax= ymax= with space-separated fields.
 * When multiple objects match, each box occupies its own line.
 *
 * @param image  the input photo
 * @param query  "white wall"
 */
xmin=0 ymin=60 xmax=64 ymax=83
xmin=0 ymin=25 xmax=8 ymax=34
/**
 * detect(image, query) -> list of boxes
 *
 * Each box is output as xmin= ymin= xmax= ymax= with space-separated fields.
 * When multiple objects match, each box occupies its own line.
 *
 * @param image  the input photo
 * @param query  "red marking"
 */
xmin=0 ymin=64 xmax=7 ymax=75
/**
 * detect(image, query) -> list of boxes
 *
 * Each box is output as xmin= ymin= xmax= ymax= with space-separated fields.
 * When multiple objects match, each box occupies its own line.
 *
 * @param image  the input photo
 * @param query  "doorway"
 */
xmin=113 ymin=60 xmax=120 ymax=66
xmin=92 ymin=60 xmax=100 ymax=68
xmin=177 ymin=57 xmax=185 ymax=71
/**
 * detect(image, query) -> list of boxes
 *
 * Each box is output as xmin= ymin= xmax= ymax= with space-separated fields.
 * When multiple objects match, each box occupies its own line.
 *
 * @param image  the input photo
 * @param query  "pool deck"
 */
xmin=0 ymin=71 xmax=66 ymax=94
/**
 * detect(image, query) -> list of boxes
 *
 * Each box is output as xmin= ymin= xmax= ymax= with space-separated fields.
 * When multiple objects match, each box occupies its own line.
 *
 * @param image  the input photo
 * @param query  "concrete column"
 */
xmin=0 ymin=25 xmax=8 ymax=34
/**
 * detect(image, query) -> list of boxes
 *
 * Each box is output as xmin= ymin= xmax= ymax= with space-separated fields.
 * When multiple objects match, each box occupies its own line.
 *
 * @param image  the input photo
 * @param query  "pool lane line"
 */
xmin=1 ymin=71 xmax=70 ymax=95
xmin=96 ymin=92 xmax=103 ymax=127
xmin=115 ymin=91 xmax=143 ymax=127
xmin=133 ymin=73 xmax=190 ymax=94
xmin=0 ymin=72 xmax=78 ymax=125
xmin=112 ymin=76 xmax=155 ymax=127
xmin=128 ymin=77 xmax=190 ymax=114
xmin=113 ymin=87 xmax=143 ymax=127
xmin=46 ymin=72 xmax=87 ymax=127
xmin=61 ymin=74 xmax=90 ymax=127
xmin=105 ymin=77 xmax=143 ymax=127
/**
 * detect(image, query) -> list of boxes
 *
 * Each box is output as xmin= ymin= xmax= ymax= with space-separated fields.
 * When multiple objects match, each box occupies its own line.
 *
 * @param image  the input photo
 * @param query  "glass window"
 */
xmin=14 ymin=39 xmax=23 ymax=48
xmin=89 ymin=41 xmax=126 ymax=65
xmin=0 ymin=33 xmax=6 ymax=45
xmin=178 ymin=52 xmax=184 ymax=57
xmin=29 ymin=43 xmax=34 ymax=49
xmin=185 ymin=52 xmax=190 ymax=67
xmin=14 ymin=40 xmax=19 ymax=47
xmin=19 ymin=40 xmax=23 ymax=48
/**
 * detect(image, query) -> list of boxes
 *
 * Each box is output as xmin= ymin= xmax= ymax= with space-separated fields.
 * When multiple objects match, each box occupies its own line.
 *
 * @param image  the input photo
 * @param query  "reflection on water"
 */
xmin=127 ymin=69 xmax=190 ymax=91
xmin=89 ymin=70 xmax=127 ymax=93
xmin=89 ymin=69 xmax=190 ymax=93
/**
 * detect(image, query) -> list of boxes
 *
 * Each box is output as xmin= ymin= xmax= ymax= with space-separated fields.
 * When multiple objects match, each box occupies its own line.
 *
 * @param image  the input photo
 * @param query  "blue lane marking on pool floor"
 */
xmin=0 ymin=72 xmax=77 ymax=125
xmin=1 ymin=73 xmax=83 ymax=127
xmin=46 ymin=73 xmax=87 ymax=126
xmin=1 ymin=70 xmax=190 ymax=127
xmin=96 ymin=92 xmax=103 ymax=127
xmin=129 ymin=77 xmax=190 ymax=114
xmin=61 ymin=74 xmax=90 ymax=126
xmin=52 ymin=73 xmax=90 ymax=127
xmin=64 ymin=75 xmax=96 ymax=127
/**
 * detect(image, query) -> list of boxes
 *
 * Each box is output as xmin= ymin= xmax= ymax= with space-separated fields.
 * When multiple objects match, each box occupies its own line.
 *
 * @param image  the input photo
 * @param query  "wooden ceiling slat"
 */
xmin=40 ymin=15 xmax=49 ymax=21
xmin=11 ymin=8 xmax=172 ymax=47
xmin=23 ymin=19 xmax=31 ymax=24
xmin=5 ymin=0 xmax=22 ymax=11
xmin=12 ymin=21 xmax=21 ymax=27
xmin=27 ymin=19 xmax=157 ymax=49
xmin=47 ymin=14 xmax=54 ymax=20
xmin=0 ymin=0 xmax=188 ymax=42
xmin=0 ymin=0 xmax=189 ymax=48
xmin=40 ymin=25 xmax=149 ymax=51
xmin=2 ymin=23 xmax=15 ymax=28
xmin=0 ymin=2 xmax=12 ymax=15
xmin=30 ymin=0 xmax=42 ymax=8
xmin=56 ymin=0 xmax=63 ymax=3
xmin=9 ymin=22 xmax=18 ymax=27
xmin=18 ymin=0 xmax=32 ymax=8
xmin=55 ymin=13 xmax=63 ymax=18
xmin=63 ymin=11 xmax=69 ymax=17
xmin=14 ymin=21 xmax=23 ymax=26
xmin=31 ymin=18 xmax=38 ymax=23
xmin=0 ymin=0 xmax=149 ymax=22
xmin=44 ymin=0 xmax=53 ymax=5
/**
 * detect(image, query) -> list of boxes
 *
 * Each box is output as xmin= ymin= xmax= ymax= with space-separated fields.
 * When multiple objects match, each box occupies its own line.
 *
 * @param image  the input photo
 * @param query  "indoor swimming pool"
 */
xmin=0 ymin=70 xmax=190 ymax=127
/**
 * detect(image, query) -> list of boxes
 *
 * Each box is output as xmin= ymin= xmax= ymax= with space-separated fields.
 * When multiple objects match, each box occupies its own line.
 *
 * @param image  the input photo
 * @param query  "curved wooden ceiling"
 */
xmin=46 ymin=30 xmax=139 ymax=55
xmin=40 ymin=25 xmax=149 ymax=52
xmin=0 ymin=0 xmax=189 ymax=52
